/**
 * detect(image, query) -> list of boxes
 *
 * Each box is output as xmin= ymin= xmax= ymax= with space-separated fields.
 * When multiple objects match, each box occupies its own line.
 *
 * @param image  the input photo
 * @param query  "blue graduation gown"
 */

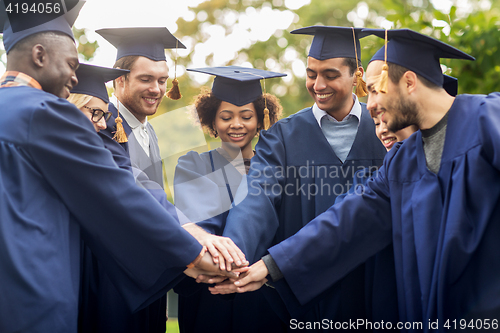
xmin=268 ymin=93 xmax=500 ymax=331
xmin=0 ymin=86 xmax=202 ymax=333
xmin=173 ymin=150 xmax=286 ymax=333
xmin=335 ymin=167 xmax=400 ymax=326
xmin=223 ymin=105 xmax=387 ymax=325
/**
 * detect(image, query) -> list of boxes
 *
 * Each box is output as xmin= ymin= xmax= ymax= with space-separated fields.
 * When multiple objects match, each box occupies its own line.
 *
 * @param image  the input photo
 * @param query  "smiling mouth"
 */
xmin=143 ymin=97 xmax=158 ymax=105
xmin=316 ymin=93 xmax=334 ymax=99
xmin=228 ymin=133 xmax=246 ymax=138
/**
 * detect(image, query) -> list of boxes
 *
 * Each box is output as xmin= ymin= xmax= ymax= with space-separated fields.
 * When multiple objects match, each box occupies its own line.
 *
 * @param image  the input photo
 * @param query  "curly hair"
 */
xmin=193 ymin=87 xmax=283 ymax=137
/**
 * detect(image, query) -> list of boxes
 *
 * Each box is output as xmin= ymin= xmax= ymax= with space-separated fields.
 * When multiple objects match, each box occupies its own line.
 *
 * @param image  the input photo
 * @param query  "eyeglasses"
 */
xmin=83 ymin=106 xmax=112 ymax=123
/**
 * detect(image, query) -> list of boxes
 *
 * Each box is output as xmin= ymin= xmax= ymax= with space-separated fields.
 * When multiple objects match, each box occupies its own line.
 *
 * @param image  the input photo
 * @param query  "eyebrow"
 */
xmin=219 ymin=109 xmax=255 ymax=114
xmin=306 ymin=68 xmax=342 ymax=75
xmin=137 ymin=74 xmax=169 ymax=80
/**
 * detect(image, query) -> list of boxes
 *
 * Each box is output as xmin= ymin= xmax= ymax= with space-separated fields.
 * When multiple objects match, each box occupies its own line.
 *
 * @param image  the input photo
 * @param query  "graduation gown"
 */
xmin=268 ymin=93 xmax=500 ymax=331
xmin=173 ymin=149 xmax=286 ymax=333
xmin=0 ymin=86 xmax=202 ymax=333
xmin=103 ymin=103 xmax=164 ymax=188
xmin=223 ymin=105 xmax=387 ymax=326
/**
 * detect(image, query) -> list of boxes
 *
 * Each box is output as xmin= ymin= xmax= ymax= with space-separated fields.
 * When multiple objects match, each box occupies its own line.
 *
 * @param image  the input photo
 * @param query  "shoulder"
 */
xmin=277 ymin=107 xmax=313 ymax=125
xmin=176 ymin=150 xmax=213 ymax=175
xmin=260 ymin=107 xmax=313 ymax=136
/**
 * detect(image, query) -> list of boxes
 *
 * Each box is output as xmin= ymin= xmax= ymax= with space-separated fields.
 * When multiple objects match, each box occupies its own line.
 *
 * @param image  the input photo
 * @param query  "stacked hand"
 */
xmin=183 ymin=223 xmax=249 ymax=281
xmin=208 ymin=259 xmax=269 ymax=294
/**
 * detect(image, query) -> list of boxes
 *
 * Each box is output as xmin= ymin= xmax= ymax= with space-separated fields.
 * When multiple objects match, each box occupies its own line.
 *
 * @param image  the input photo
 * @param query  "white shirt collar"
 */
xmin=111 ymin=95 xmax=148 ymax=129
xmin=312 ymin=93 xmax=361 ymax=128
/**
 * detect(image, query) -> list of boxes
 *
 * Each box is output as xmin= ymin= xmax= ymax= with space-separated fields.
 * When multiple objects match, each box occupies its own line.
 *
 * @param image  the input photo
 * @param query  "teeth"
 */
xmin=144 ymin=98 xmax=156 ymax=103
xmin=317 ymin=93 xmax=333 ymax=99
xmin=383 ymin=138 xmax=395 ymax=144
xmin=229 ymin=134 xmax=245 ymax=137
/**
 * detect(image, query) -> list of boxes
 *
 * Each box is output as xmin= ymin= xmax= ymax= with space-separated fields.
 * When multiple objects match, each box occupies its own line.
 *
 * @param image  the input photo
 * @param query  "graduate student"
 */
xmin=220 ymin=29 xmax=500 ymax=331
xmin=0 ymin=7 xmax=238 ymax=333
xmin=218 ymin=26 xmax=387 ymax=327
xmin=95 ymin=27 xmax=186 ymax=191
xmin=173 ymin=66 xmax=286 ymax=333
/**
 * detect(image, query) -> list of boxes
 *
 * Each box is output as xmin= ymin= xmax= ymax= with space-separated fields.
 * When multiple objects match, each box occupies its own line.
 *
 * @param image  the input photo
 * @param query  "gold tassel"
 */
xmin=263 ymin=107 xmax=270 ymax=130
xmin=374 ymin=29 xmax=389 ymax=94
xmin=166 ymin=78 xmax=181 ymax=100
xmin=113 ymin=104 xmax=128 ymax=143
xmin=376 ymin=64 xmax=389 ymax=94
xmin=355 ymin=70 xmax=368 ymax=97
xmin=351 ymin=27 xmax=367 ymax=98
xmin=167 ymin=39 xmax=181 ymax=100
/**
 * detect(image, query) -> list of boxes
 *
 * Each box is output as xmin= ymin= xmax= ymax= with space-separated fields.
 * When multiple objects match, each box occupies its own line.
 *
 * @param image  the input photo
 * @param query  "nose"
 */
xmin=149 ymin=81 xmax=161 ymax=95
xmin=71 ymin=74 xmax=78 ymax=90
xmin=96 ymin=117 xmax=107 ymax=131
xmin=314 ymin=76 xmax=327 ymax=91
xmin=366 ymin=93 xmax=377 ymax=117
xmin=377 ymin=120 xmax=388 ymax=139
xmin=230 ymin=118 xmax=243 ymax=129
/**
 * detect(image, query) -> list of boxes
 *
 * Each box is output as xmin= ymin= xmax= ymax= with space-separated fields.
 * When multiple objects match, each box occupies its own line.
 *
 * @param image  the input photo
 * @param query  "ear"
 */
xmin=402 ymin=71 xmax=418 ymax=94
xmin=31 ymin=44 xmax=47 ymax=68
xmin=114 ymin=73 xmax=125 ymax=87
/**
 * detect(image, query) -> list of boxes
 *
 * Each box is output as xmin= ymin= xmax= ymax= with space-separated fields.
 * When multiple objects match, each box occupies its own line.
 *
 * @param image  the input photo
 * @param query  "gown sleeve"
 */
xmin=269 ymin=160 xmax=394 ymax=306
xmin=478 ymin=92 xmax=500 ymax=171
xmin=222 ymin=127 xmax=285 ymax=263
xmin=28 ymin=99 xmax=202 ymax=311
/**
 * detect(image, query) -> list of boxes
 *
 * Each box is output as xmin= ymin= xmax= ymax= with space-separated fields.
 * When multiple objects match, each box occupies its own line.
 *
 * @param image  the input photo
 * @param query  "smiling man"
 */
xmin=220 ymin=26 xmax=386 ymax=329
xmin=96 ymin=27 xmax=182 ymax=189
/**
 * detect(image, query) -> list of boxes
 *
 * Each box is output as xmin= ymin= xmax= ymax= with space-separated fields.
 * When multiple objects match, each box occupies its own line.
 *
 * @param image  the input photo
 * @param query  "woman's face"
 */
xmin=214 ymin=101 xmax=259 ymax=152
xmin=373 ymin=113 xmax=417 ymax=151
xmin=80 ymin=97 xmax=109 ymax=132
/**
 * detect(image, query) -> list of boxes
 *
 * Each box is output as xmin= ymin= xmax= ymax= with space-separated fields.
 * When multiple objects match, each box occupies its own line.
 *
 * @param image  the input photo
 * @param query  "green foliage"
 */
xmin=73 ymin=27 xmax=98 ymax=61
xmin=159 ymin=0 xmax=500 ymax=120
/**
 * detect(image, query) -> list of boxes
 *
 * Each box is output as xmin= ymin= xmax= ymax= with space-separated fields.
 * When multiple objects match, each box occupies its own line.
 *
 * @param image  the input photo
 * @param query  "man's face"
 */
xmin=305 ymin=57 xmax=355 ymax=117
xmin=366 ymin=60 xmax=419 ymax=133
xmin=42 ymin=35 xmax=79 ymax=99
xmin=117 ymin=56 xmax=169 ymax=122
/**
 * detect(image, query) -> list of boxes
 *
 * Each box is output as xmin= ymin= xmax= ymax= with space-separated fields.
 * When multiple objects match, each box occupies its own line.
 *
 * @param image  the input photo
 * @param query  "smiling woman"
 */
xmin=172 ymin=66 xmax=286 ymax=333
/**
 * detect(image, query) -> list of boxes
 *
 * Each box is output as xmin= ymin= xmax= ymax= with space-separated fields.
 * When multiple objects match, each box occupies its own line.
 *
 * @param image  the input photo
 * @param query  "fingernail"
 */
xmin=235 ymin=281 xmax=240 ymax=286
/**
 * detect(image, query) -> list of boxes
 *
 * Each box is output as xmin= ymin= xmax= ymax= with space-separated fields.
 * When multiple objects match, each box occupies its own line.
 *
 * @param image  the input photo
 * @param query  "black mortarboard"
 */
xmin=443 ymin=74 xmax=458 ymax=96
xmin=71 ymin=64 xmax=129 ymax=103
xmin=364 ymin=28 xmax=474 ymax=87
xmin=95 ymin=27 xmax=186 ymax=62
xmin=187 ymin=66 xmax=286 ymax=107
xmin=1 ymin=1 xmax=84 ymax=53
xmin=290 ymin=26 xmax=370 ymax=61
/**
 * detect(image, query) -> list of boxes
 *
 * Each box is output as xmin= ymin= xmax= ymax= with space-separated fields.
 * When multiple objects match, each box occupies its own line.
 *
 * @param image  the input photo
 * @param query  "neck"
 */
xmin=116 ymin=96 xmax=146 ymax=123
xmin=325 ymin=94 xmax=355 ymax=121
xmin=221 ymin=142 xmax=254 ymax=160
xmin=417 ymin=89 xmax=455 ymax=130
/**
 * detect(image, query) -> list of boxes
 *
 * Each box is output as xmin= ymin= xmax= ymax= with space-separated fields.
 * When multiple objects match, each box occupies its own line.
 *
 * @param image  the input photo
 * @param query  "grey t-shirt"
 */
xmin=421 ymin=113 xmax=449 ymax=174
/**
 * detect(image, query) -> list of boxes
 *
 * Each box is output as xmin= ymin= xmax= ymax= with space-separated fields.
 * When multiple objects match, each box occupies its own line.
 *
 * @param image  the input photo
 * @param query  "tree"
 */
xmin=159 ymin=0 xmax=499 ymax=120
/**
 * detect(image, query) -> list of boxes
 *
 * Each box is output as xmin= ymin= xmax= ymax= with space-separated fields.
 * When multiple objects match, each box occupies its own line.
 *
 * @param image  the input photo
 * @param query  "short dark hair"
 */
xmin=112 ymin=55 xmax=140 ymax=88
xmin=388 ymin=62 xmax=440 ymax=90
xmin=193 ymin=87 xmax=283 ymax=137
xmin=8 ymin=31 xmax=69 ymax=55
xmin=342 ymin=57 xmax=362 ymax=76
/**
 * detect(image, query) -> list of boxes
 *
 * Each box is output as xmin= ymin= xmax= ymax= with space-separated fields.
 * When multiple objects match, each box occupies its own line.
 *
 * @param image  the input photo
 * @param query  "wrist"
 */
xmin=187 ymin=246 xmax=207 ymax=269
